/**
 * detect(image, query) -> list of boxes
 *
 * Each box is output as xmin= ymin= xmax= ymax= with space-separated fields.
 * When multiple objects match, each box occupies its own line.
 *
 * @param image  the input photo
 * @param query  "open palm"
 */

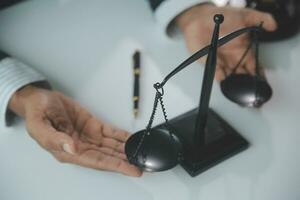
xmin=10 ymin=86 xmax=142 ymax=176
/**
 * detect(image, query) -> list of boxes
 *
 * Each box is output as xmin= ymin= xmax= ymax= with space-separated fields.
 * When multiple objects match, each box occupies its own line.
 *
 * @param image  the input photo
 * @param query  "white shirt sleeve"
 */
xmin=154 ymin=0 xmax=212 ymax=38
xmin=0 ymin=57 xmax=47 ymax=129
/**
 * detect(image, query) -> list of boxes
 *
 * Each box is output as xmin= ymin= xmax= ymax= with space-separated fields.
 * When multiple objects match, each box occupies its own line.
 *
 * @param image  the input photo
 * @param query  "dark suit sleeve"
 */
xmin=0 ymin=51 xmax=8 ymax=61
xmin=147 ymin=0 xmax=165 ymax=11
xmin=0 ymin=0 xmax=24 ymax=9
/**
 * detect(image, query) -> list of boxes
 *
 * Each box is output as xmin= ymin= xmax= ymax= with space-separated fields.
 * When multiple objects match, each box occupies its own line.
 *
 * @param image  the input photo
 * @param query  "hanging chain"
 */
xmin=145 ymin=83 xmax=163 ymax=132
xmin=130 ymin=82 xmax=175 ymax=162
xmin=231 ymin=22 xmax=262 ymax=75
xmin=130 ymin=83 xmax=163 ymax=161
xmin=156 ymin=90 xmax=177 ymax=140
xmin=254 ymin=23 xmax=262 ymax=76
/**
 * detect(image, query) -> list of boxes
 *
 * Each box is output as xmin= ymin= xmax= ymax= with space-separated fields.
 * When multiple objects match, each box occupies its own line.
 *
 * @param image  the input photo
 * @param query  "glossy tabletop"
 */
xmin=0 ymin=1 xmax=299 ymax=200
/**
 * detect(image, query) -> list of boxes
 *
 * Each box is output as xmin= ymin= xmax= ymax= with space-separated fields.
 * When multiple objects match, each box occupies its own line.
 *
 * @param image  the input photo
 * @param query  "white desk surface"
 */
xmin=0 ymin=1 xmax=299 ymax=200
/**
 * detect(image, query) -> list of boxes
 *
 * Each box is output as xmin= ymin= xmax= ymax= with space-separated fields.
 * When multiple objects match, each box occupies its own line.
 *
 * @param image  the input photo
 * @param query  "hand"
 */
xmin=176 ymin=4 xmax=277 ymax=81
xmin=9 ymin=85 xmax=142 ymax=177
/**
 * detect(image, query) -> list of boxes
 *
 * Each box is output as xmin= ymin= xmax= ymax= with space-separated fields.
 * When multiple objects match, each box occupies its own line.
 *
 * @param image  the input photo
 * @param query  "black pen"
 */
xmin=133 ymin=51 xmax=140 ymax=118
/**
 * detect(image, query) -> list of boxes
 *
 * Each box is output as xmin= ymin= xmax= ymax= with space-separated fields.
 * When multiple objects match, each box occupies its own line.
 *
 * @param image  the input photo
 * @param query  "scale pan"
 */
xmin=221 ymin=74 xmax=272 ymax=107
xmin=125 ymin=128 xmax=181 ymax=172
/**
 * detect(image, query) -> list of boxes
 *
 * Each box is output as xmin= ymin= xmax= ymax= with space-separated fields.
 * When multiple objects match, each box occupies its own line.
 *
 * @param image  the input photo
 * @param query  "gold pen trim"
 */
xmin=133 ymin=96 xmax=139 ymax=101
xmin=134 ymin=68 xmax=140 ymax=75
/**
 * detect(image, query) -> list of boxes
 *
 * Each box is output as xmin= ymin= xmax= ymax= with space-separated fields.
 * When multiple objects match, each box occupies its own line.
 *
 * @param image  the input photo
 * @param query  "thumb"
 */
xmin=49 ymin=130 xmax=76 ymax=155
xmin=243 ymin=8 xmax=278 ymax=31
xmin=27 ymin=117 xmax=76 ymax=155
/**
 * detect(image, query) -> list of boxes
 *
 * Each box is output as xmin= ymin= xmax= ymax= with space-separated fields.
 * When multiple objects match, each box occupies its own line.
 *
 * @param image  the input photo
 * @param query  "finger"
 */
xmin=81 ymin=118 xmax=129 ymax=144
xmin=91 ymin=152 xmax=142 ymax=176
xmin=198 ymin=55 xmax=207 ymax=64
xmin=77 ymin=139 xmax=126 ymax=160
xmin=74 ymin=144 xmax=127 ymax=160
xmin=27 ymin=117 xmax=76 ymax=154
xmin=73 ymin=108 xmax=93 ymax=133
xmin=51 ymin=150 xmax=73 ymax=163
xmin=215 ymin=65 xmax=226 ymax=81
xmin=55 ymin=150 xmax=142 ymax=177
xmin=243 ymin=50 xmax=256 ymax=75
xmin=81 ymin=117 xmax=103 ymax=145
xmin=43 ymin=105 xmax=74 ymax=135
xmin=235 ymin=65 xmax=247 ymax=74
xmin=214 ymin=53 xmax=228 ymax=81
xmin=101 ymin=137 xmax=125 ymax=153
xmin=243 ymin=8 xmax=277 ymax=31
xmin=217 ymin=51 xmax=234 ymax=73
xmin=222 ymin=62 xmax=233 ymax=77
xmin=219 ymin=47 xmax=245 ymax=71
xmin=98 ymin=147 xmax=127 ymax=160
xmin=103 ymin=125 xmax=130 ymax=142
xmin=54 ymin=92 xmax=94 ymax=133
xmin=220 ymin=46 xmax=253 ymax=75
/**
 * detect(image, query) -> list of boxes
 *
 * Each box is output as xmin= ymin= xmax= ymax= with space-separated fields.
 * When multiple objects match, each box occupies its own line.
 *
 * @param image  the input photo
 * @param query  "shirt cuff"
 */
xmin=154 ymin=0 xmax=211 ymax=38
xmin=0 ymin=57 xmax=48 ymax=129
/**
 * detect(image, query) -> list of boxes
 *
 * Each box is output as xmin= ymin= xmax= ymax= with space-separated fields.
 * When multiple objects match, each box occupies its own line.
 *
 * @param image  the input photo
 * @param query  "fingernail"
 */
xmin=63 ymin=143 xmax=74 ymax=155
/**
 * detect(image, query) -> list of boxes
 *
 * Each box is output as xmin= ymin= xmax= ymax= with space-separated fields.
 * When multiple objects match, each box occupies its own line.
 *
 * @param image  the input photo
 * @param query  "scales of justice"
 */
xmin=125 ymin=14 xmax=273 ymax=177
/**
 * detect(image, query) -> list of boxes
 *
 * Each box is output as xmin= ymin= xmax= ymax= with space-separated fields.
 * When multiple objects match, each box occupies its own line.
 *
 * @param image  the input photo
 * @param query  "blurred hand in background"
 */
xmin=176 ymin=4 xmax=277 ymax=81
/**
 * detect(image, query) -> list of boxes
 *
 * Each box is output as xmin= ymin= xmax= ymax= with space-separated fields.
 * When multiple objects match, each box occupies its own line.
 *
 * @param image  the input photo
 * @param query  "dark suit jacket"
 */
xmin=0 ymin=0 xmax=24 ymax=8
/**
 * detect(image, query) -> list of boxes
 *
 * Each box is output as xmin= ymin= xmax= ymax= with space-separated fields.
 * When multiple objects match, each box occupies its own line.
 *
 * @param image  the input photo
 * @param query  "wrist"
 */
xmin=9 ymin=85 xmax=39 ymax=117
xmin=176 ymin=4 xmax=216 ymax=33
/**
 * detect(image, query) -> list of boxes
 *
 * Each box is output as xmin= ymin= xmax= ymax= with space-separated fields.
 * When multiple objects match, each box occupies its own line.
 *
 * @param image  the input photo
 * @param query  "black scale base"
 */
xmin=155 ymin=108 xmax=249 ymax=177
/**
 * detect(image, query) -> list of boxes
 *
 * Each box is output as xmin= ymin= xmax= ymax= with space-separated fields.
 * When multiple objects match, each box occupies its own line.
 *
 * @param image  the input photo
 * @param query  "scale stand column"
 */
xmin=194 ymin=15 xmax=222 ymax=148
xmin=156 ymin=15 xmax=249 ymax=176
